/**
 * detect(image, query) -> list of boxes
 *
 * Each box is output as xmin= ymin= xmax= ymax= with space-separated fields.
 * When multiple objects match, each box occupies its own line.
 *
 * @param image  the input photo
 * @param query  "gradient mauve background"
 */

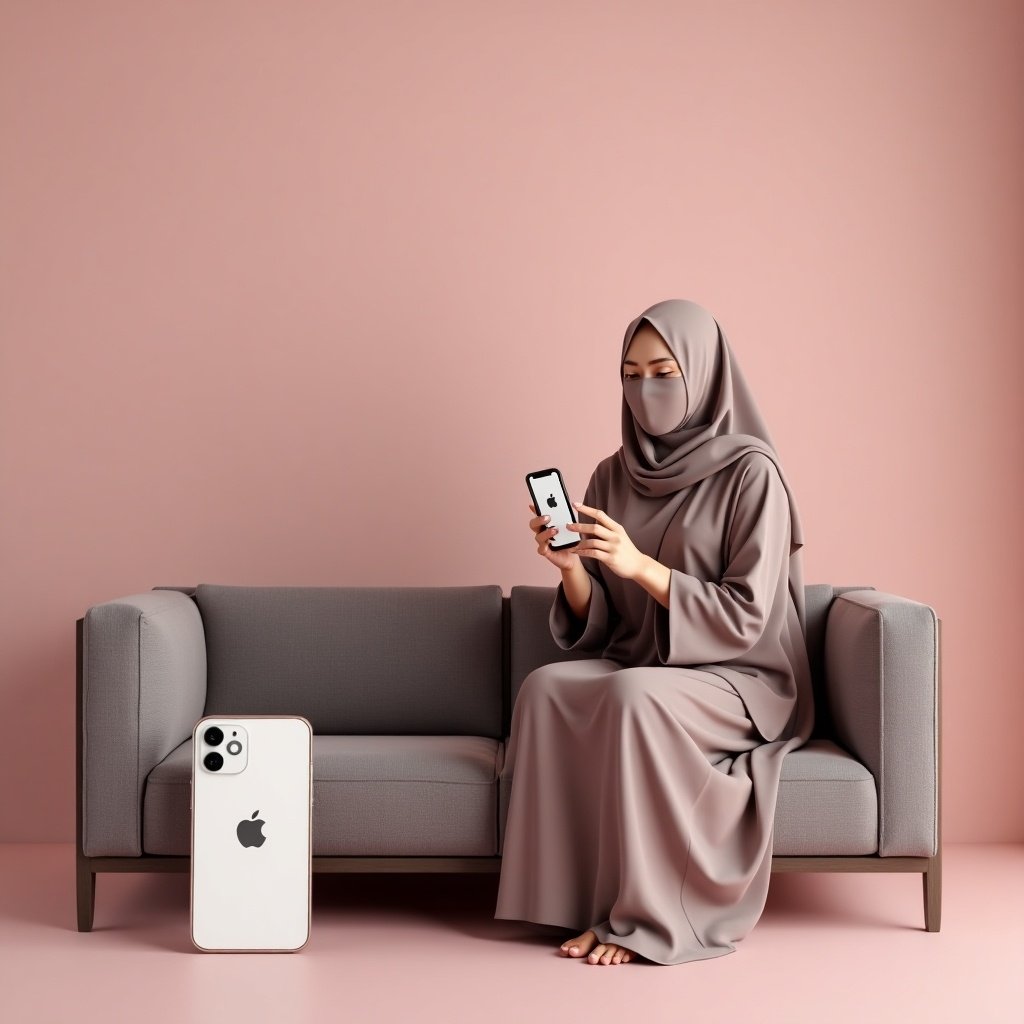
xmin=1 ymin=0 xmax=1021 ymax=845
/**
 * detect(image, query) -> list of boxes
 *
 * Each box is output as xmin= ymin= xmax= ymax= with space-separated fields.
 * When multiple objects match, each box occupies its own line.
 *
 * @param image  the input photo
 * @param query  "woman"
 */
xmin=494 ymin=298 xmax=814 ymax=966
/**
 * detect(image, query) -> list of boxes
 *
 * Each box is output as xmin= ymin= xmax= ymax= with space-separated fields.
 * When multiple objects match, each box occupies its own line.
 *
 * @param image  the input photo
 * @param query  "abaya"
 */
xmin=493 ymin=298 xmax=814 ymax=965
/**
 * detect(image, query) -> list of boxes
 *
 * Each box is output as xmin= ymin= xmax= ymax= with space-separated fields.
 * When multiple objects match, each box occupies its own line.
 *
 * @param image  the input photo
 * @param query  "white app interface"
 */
xmin=532 ymin=472 xmax=574 ymax=546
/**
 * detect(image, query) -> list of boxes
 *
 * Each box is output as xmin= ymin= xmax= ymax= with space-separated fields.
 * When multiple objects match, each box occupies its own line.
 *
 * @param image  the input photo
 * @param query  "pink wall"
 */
xmin=1 ymin=1 xmax=1021 ymax=843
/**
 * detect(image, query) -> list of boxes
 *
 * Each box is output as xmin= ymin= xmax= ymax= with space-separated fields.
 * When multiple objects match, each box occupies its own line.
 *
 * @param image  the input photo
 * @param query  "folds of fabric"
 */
xmin=494 ymin=658 xmax=799 ymax=965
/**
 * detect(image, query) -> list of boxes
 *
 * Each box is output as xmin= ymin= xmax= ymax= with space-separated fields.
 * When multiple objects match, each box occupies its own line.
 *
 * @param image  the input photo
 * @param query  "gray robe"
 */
xmin=494 ymin=448 xmax=814 ymax=965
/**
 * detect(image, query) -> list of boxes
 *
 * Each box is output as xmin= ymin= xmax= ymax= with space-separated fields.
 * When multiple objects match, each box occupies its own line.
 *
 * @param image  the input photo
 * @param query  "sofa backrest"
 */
xmin=154 ymin=581 xmax=875 ymax=740
xmin=189 ymin=584 xmax=504 ymax=736
xmin=507 ymin=583 xmax=877 ymax=740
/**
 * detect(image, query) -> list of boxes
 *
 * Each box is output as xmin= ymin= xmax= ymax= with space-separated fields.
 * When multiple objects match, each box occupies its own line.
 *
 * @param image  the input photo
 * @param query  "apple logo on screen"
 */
xmin=546 ymin=494 xmax=557 ymax=509
xmin=237 ymin=810 xmax=267 ymax=848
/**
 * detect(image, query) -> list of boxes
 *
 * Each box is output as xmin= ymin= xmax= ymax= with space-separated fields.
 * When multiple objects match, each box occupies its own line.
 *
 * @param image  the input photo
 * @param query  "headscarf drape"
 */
xmin=618 ymin=298 xmax=805 ymax=554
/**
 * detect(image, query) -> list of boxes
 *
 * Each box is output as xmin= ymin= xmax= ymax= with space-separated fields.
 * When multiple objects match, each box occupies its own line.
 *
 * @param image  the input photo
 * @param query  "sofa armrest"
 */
xmin=81 ymin=590 xmax=206 ymax=856
xmin=824 ymin=589 xmax=940 ymax=857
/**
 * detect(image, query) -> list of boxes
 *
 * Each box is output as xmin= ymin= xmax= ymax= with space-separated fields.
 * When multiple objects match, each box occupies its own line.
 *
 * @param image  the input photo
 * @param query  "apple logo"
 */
xmin=236 ymin=809 xmax=267 ymax=849
xmin=546 ymin=494 xmax=557 ymax=509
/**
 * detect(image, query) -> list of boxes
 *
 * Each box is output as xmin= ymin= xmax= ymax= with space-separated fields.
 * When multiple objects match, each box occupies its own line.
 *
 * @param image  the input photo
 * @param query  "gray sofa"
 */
xmin=75 ymin=582 xmax=942 ymax=934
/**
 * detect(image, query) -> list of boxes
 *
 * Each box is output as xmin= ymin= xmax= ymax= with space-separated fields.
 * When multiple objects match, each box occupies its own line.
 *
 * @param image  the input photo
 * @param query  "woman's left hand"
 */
xmin=567 ymin=501 xmax=649 ymax=582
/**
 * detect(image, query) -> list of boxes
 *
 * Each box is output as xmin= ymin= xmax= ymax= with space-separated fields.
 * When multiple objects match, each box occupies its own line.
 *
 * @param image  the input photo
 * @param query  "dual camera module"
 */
xmin=203 ymin=725 xmax=244 ymax=772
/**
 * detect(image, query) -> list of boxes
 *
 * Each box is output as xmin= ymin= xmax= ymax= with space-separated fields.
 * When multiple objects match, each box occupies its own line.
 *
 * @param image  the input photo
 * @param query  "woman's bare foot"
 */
xmin=559 ymin=928 xmax=635 ymax=964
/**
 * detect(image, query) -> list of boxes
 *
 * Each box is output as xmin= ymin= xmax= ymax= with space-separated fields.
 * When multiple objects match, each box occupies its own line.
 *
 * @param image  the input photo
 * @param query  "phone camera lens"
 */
xmin=225 ymin=739 xmax=242 ymax=756
xmin=204 ymin=726 xmax=224 ymax=746
xmin=204 ymin=751 xmax=223 ymax=771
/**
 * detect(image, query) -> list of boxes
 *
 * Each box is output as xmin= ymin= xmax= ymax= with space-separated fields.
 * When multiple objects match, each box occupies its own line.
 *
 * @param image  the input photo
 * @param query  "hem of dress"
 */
xmin=494 ymin=908 xmax=740 ymax=966
xmin=494 ymin=909 xmax=583 ymax=932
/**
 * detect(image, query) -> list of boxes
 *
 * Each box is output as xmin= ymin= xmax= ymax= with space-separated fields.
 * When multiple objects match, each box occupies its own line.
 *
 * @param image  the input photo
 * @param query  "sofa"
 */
xmin=75 ymin=582 xmax=942 ymax=934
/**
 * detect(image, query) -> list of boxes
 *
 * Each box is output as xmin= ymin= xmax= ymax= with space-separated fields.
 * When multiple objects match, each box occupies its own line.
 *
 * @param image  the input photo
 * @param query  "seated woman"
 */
xmin=494 ymin=298 xmax=814 ymax=966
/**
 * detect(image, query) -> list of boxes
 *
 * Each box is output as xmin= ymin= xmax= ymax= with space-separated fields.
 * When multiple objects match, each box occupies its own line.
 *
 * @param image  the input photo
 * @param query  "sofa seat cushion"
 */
xmin=772 ymin=739 xmax=878 ymax=854
xmin=144 ymin=734 xmax=502 ymax=856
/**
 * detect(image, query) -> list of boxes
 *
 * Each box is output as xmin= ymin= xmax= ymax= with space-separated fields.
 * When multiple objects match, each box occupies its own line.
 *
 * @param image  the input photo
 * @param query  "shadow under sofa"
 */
xmin=75 ymin=582 xmax=942 ymax=935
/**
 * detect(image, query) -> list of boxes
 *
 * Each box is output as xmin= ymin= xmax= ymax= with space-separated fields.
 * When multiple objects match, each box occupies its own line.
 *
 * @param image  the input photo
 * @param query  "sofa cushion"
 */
xmin=771 ymin=739 xmax=878 ymax=855
xmin=144 ymin=734 xmax=502 ymax=856
xmin=194 ymin=584 xmax=503 ymax=736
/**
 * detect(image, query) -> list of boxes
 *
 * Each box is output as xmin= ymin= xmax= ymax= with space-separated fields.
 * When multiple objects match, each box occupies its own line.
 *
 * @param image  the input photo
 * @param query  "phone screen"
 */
xmin=527 ymin=469 xmax=578 ymax=549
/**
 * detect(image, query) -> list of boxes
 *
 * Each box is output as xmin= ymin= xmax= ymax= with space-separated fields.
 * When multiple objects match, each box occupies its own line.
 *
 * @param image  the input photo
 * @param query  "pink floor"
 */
xmin=2 ymin=843 xmax=1021 ymax=1023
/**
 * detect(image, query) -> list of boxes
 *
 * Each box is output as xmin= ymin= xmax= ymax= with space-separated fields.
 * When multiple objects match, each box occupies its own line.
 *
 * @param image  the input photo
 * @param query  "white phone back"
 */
xmin=190 ymin=715 xmax=312 ymax=952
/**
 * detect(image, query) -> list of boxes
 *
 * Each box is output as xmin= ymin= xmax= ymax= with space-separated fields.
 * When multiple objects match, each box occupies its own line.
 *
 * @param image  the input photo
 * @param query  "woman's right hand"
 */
xmin=528 ymin=502 xmax=582 ymax=572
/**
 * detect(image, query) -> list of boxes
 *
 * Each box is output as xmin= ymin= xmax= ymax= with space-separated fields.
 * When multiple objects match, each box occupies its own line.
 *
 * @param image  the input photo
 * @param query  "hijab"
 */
xmin=615 ymin=298 xmax=808 ymax=636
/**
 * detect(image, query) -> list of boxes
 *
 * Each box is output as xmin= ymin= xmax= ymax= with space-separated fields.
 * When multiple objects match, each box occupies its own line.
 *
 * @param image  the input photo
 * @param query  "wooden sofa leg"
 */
xmin=923 ymin=852 xmax=941 ymax=932
xmin=76 ymin=852 xmax=95 ymax=932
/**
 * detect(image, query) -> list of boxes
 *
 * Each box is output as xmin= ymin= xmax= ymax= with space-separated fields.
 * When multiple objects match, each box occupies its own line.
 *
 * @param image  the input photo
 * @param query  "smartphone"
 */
xmin=525 ymin=467 xmax=580 ymax=550
xmin=190 ymin=714 xmax=313 ymax=953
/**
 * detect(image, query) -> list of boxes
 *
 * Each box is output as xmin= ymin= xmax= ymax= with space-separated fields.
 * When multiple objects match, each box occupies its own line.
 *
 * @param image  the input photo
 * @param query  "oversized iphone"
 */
xmin=525 ymin=467 xmax=580 ymax=551
xmin=190 ymin=714 xmax=313 ymax=952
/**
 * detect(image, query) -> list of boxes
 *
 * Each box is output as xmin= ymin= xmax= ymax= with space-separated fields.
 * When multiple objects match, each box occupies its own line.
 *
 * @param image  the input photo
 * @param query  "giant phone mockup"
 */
xmin=190 ymin=714 xmax=313 ymax=952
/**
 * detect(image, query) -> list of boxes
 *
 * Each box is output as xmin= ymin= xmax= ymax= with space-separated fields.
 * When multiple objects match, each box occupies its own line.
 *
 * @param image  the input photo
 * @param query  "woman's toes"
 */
xmin=586 ymin=942 xmax=635 ymax=964
xmin=560 ymin=929 xmax=598 ymax=958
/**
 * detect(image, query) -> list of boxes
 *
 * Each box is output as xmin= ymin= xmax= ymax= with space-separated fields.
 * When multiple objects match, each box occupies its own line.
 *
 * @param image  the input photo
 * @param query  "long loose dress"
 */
xmin=494 ymin=446 xmax=815 ymax=965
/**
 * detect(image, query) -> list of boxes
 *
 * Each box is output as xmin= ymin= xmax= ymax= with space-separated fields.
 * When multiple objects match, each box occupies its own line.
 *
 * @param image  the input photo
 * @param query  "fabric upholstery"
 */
xmin=82 ymin=590 xmax=206 ymax=856
xmin=195 ymin=584 xmax=503 ymax=737
xmin=78 ymin=582 xmax=938 ymax=863
xmin=825 ymin=590 xmax=940 ymax=857
xmin=144 ymin=734 xmax=501 ymax=855
xmin=770 ymin=738 xmax=878 ymax=855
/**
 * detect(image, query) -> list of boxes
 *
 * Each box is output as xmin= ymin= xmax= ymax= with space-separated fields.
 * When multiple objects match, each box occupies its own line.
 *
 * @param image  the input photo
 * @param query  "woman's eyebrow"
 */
xmin=622 ymin=357 xmax=677 ymax=366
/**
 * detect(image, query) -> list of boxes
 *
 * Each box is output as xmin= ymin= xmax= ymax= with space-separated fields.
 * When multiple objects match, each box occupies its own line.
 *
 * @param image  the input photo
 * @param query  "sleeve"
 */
xmin=548 ymin=469 xmax=615 ymax=653
xmin=654 ymin=453 xmax=791 ymax=666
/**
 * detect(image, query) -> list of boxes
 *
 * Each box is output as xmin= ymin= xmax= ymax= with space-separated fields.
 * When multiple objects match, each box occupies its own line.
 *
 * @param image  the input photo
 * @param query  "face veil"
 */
xmin=622 ymin=375 xmax=690 ymax=436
